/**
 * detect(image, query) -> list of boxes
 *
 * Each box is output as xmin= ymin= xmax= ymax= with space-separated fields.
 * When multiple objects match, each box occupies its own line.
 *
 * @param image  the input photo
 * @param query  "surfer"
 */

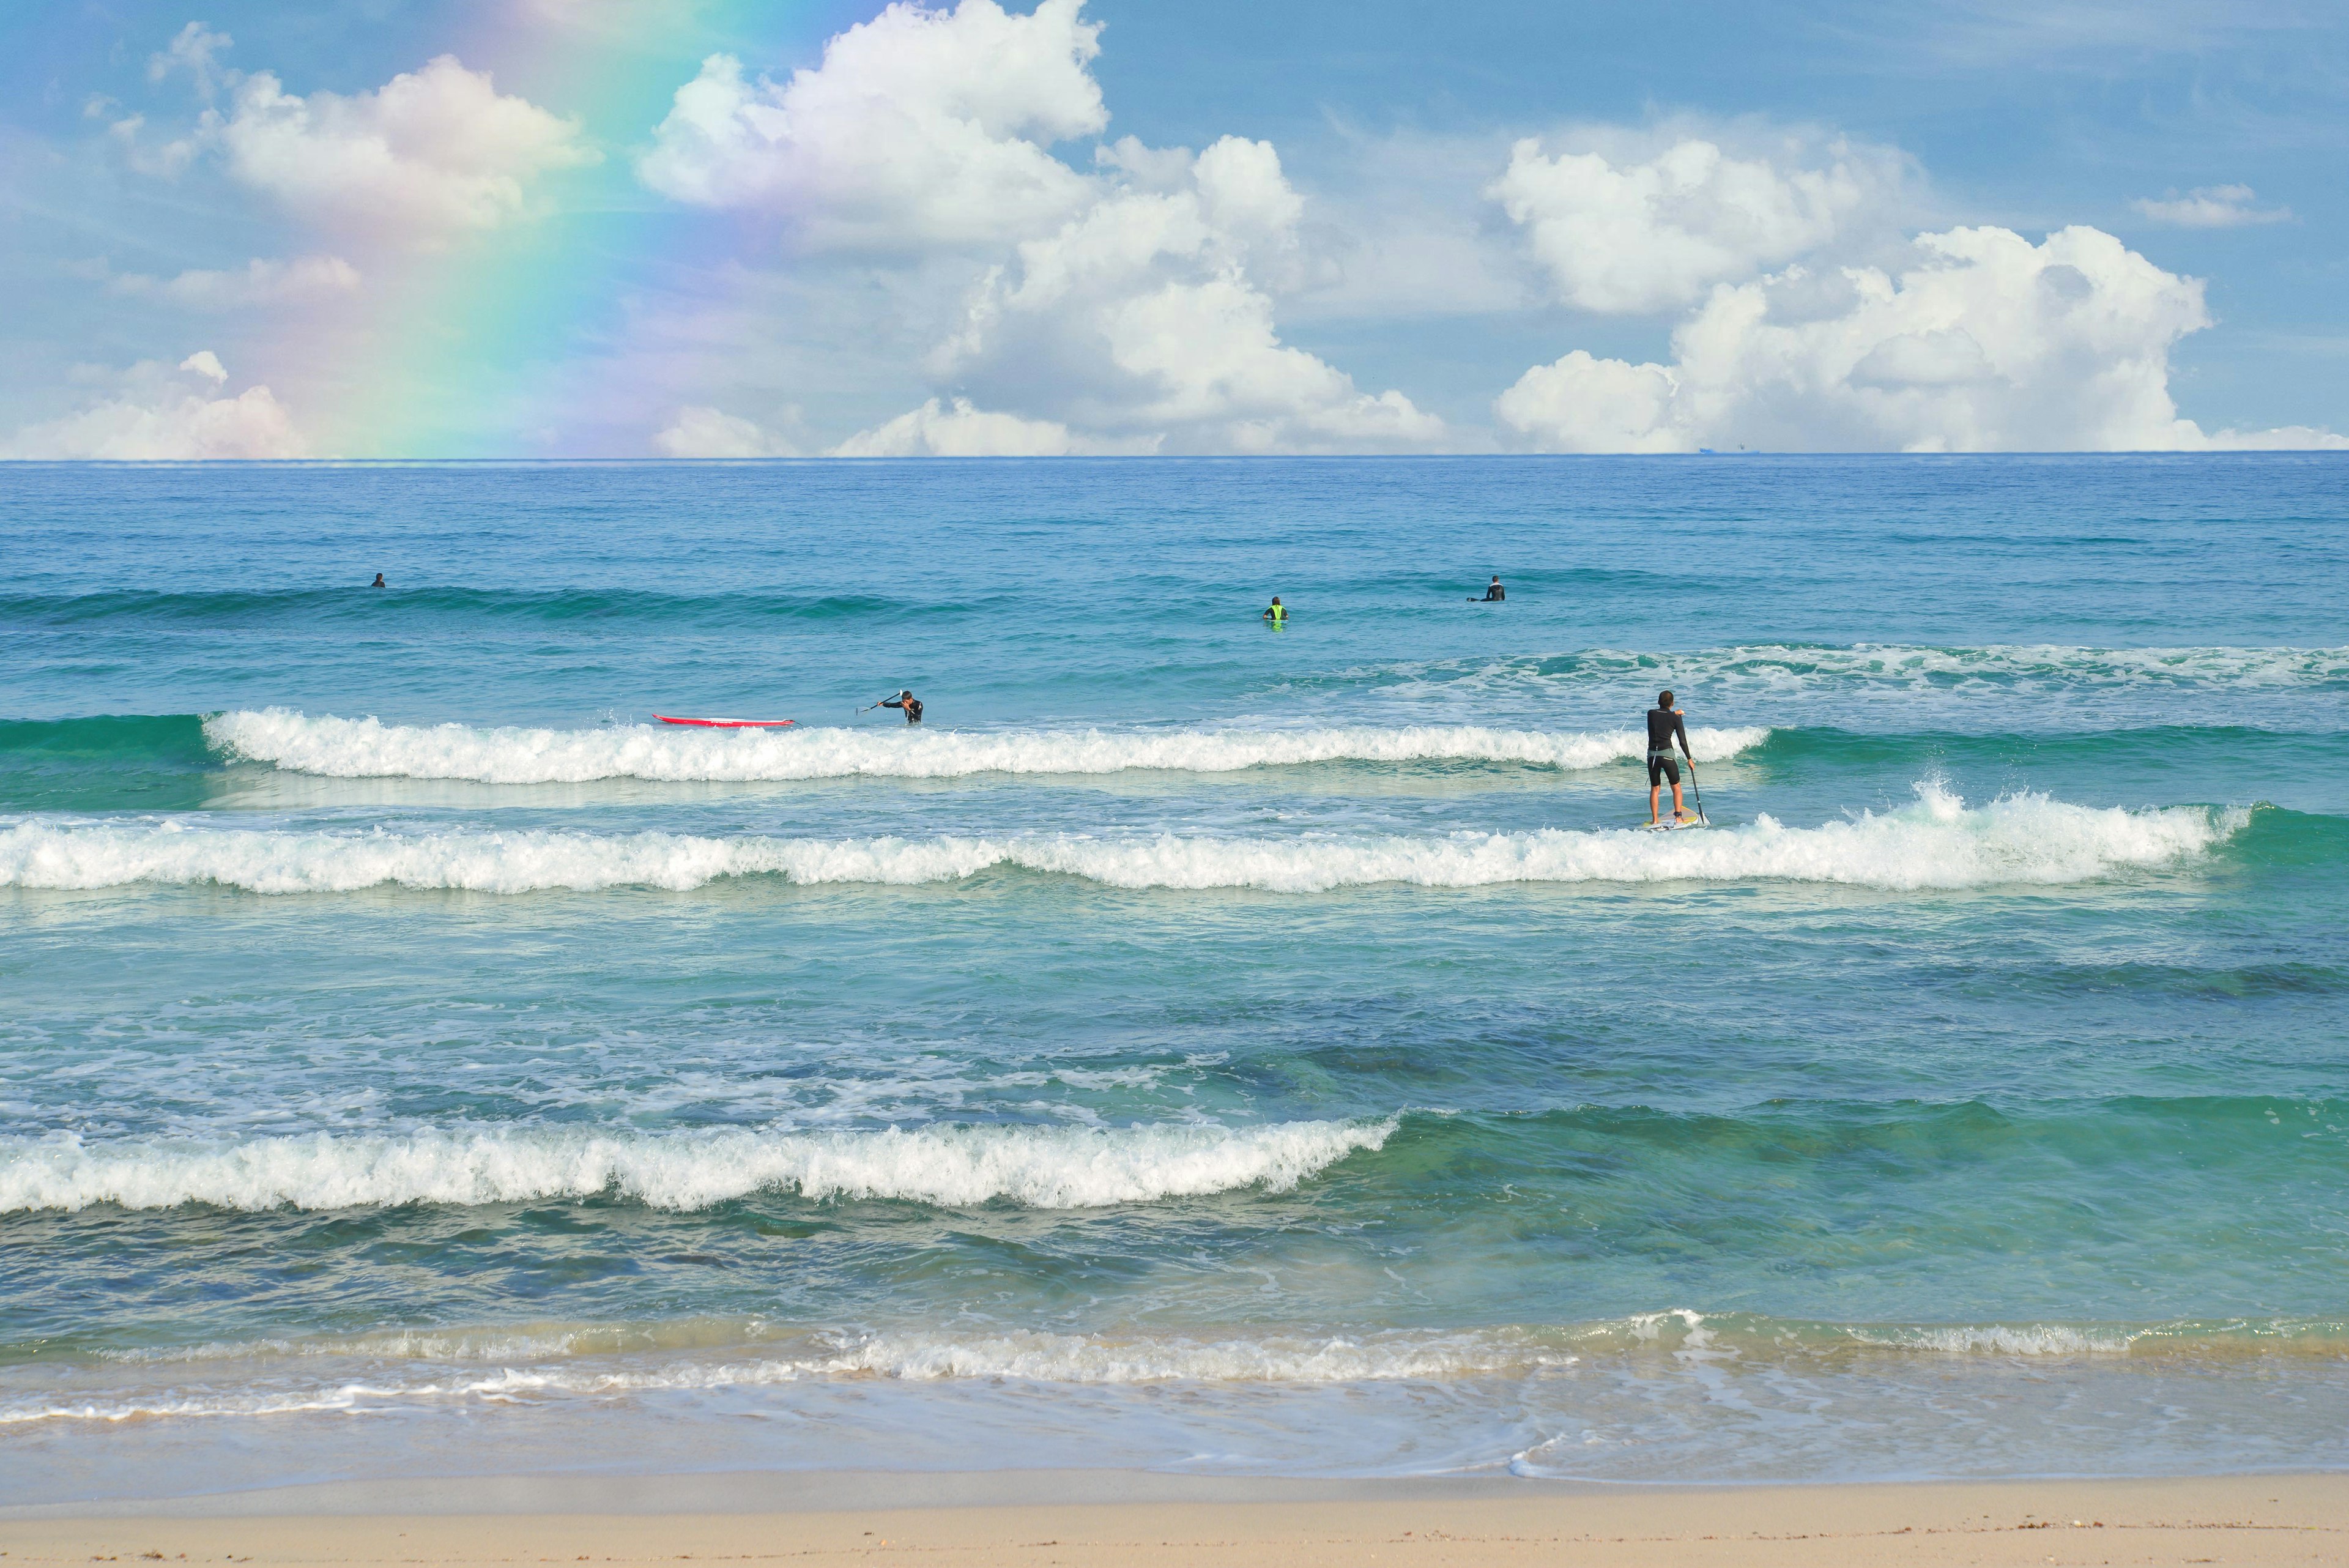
xmin=370 ymin=573 xmax=385 ymax=588
xmin=1647 ymin=689 xmax=1696 ymax=826
xmin=1476 ymin=575 xmax=1505 ymax=602
xmin=1263 ymin=596 xmax=1288 ymax=626
xmin=880 ymin=689 xmax=923 ymax=724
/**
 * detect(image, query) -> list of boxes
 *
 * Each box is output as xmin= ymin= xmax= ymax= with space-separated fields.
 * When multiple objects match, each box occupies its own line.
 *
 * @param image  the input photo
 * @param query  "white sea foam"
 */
xmin=15 ymin=1313 xmax=2332 ymax=1425
xmin=0 ymin=1328 xmax=1568 ymax=1424
xmin=1354 ymin=643 xmax=2349 ymax=699
xmin=1678 ymin=642 xmax=2349 ymax=688
xmin=0 ymin=1118 xmax=1394 ymax=1214
xmin=0 ymin=786 xmax=2246 ymax=896
xmin=203 ymin=708 xmax=1769 ymax=783
xmin=1841 ymin=1324 xmax=2144 ymax=1356
xmin=1582 ymin=1310 xmax=2149 ymax=1358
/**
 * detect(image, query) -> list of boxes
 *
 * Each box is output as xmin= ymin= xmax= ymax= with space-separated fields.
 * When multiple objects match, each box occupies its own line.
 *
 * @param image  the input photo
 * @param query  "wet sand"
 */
xmin=3 ymin=1471 xmax=2342 ymax=1566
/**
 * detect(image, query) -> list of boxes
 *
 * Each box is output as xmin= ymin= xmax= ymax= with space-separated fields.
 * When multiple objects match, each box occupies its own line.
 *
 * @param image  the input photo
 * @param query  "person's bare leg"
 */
xmin=1650 ymin=781 xmax=1662 ymax=824
xmin=1672 ymin=781 xmax=1689 ymax=820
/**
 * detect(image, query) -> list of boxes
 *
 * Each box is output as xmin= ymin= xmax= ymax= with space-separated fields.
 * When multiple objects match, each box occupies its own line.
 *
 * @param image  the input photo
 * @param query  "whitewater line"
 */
xmin=0 ymin=787 xmax=2247 ymax=896
xmin=0 ymin=1118 xmax=1398 ymax=1214
xmin=203 ymin=710 xmax=1770 ymax=784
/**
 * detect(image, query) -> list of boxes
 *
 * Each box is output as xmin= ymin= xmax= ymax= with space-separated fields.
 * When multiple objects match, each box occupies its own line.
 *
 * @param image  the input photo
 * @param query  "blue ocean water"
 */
xmin=1 ymin=455 xmax=2345 ymax=1502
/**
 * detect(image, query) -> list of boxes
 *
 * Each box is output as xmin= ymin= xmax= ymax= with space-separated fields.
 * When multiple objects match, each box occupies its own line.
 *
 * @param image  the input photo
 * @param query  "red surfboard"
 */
xmin=654 ymin=716 xmax=796 ymax=728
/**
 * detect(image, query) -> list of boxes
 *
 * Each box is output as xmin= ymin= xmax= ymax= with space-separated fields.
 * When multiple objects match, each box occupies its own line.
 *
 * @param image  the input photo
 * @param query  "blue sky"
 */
xmin=3 ymin=0 xmax=2343 ymax=456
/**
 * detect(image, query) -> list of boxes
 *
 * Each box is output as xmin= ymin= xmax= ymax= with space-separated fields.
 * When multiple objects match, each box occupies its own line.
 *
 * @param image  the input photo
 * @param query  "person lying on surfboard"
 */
xmin=1647 ymin=689 xmax=1696 ymax=826
xmin=880 ymin=689 xmax=923 ymax=724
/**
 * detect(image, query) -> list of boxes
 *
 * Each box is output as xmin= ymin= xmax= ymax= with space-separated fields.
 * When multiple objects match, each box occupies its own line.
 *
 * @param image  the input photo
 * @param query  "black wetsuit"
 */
xmin=883 ymin=695 xmax=923 ymax=724
xmin=1646 ymin=706 xmax=1690 ymax=785
xmin=1482 ymin=582 xmax=1505 ymax=601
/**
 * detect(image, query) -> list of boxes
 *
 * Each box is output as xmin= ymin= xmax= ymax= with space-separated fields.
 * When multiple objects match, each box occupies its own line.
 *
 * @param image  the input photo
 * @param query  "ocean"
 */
xmin=2 ymin=454 xmax=2344 ymax=1503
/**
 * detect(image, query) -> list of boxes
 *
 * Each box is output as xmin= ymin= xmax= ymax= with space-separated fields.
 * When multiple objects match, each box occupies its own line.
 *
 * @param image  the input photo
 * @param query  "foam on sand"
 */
xmin=15 ymin=1312 xmax=2339 ymax=1425
xmin=0 ymin=785 xmax=2247 ymax=896
xmin=203 ymin=708 xmax=1769 ymax=782
xmin=0 ymin=1327 xmax=1570 ymax=1424
xmin=0 ymin=1117 xmax=1397 ymax=1214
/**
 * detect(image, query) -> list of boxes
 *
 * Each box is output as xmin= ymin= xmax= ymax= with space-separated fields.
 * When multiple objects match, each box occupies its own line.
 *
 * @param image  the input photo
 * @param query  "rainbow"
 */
xmin=308 ymin=0 xmax=851 ymax=457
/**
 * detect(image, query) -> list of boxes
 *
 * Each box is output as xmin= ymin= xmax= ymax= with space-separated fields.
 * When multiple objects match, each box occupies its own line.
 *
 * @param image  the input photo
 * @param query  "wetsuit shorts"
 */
xmin=1647 ymin=751 xmax=1682 ymax=786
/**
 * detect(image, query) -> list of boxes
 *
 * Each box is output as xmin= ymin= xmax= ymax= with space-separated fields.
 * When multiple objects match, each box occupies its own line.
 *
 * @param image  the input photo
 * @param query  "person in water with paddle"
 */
xmin=1647 ymin=689 xmax=1696 ymax=826
xmin=880 ymin=689 xmax=923 ymax=724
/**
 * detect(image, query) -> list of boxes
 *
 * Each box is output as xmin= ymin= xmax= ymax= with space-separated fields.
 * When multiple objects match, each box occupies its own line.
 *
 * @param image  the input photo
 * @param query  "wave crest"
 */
xmin=0 ymin=1118 xmax=1395 ymax=1214
xmin=0 ymin=786 xmax=2246 ymax=896
xmin=202 ymin=709 xmax=1768 ymax=783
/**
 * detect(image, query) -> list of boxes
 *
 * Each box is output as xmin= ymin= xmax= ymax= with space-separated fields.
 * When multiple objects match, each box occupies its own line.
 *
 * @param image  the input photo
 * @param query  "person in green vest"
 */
xmin=1262 ymin=596 xmax=1288 ymax=626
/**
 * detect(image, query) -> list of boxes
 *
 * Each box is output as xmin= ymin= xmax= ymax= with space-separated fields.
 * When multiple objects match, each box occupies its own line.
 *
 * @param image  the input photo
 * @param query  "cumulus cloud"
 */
xmin=1490 ymin=132 xmax=1907 ymax=313
xmin=640 ymin=0 xmax=1104 ymax=251
xmin=918 ymin=133 xmax=1445 ymax=453
xmin=108 ymin=254 xmax=360 ymax=310
xmin=210 ymin=55 xmax=596 ymax=237
xmin=640 ymin=0 xmax=1441 ymax=453
xmin=1495 ymin=224 xmax=2345 ymax=451
xmin=653 ymin=406 xmax=802 ymax=458
xmin=1 ymin=354 xmax=306 ymax=459
xmin=831 ymin=396 xmax=1149 ymax=455
xmin=2131 ymin=184 xmax=2291 ymax=228
xmin=2197 ymin=424 xmax=2349 ymax=450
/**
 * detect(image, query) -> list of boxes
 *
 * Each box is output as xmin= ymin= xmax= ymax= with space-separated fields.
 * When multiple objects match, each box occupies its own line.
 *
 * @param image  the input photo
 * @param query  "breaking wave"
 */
xmin=202 ymin=708 xmax=1768 ymax=783
xmin=0 ymin=785 xmax=2247 ymax=895
xmin=0 ymin=1118 xmax=1395 ymax=1214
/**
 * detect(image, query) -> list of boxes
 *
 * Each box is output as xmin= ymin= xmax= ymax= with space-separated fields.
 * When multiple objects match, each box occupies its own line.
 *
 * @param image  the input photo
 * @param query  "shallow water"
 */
xmin=2 ymin=455 xmax=2345 ymax=1501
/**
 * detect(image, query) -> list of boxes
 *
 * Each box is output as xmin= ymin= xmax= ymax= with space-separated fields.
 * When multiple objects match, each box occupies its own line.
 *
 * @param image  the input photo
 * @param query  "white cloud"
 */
xmin=642 ymin=1 xmax=1442 ymax=454
xmin=213 ymin=55 xmax=596 ymax=238
xmin=2132 ymin=184 xmax=2291 ymax=228
xmin=653 ymin=406 xmax=802 ymax=458
xmin=919 ymin=135 xmax=1447 ymax=453
xmin=1490 ymin=132 xmax=1907 ymax=314
xmin=2197 ymin=423 xmax=2349 ymax=450
xmin=1496 ymin=224 xmax=2344 ymax=452
xmin=109 ymin=254 xmax=360 ymax=310
xmin=1 ymin=354 xmax=306 ymax=459
xmin=1277 ymin=130 xmax=1537 ymax=324
xmin=831 ymin=396 xmax=1149 ymax=456
xmin=108 ymin=113 xmax=199 ymax=178
xmin=640 ymin=0 xmax=1104 ymax=251
xmin=149 ymin=21 xmax=233 ymax=98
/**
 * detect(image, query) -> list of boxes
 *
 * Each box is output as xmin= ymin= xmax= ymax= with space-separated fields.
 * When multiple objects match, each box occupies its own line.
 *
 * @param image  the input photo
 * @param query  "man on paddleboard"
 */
xmin=881 ymin=689 xmax=923 ymax=724
xmin=1647 ymin=689 xmax=1695 ymax=825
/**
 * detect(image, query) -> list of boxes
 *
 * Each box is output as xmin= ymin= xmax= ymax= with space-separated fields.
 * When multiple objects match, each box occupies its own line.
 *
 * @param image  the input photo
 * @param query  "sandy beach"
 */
xmin=3 ymin=1473 xmax=2342 ymax=1567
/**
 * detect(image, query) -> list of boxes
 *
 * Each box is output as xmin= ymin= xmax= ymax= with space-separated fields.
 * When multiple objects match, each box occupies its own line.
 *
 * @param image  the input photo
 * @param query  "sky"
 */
xmin=2 ymin=0 xmax=2345 ymax=458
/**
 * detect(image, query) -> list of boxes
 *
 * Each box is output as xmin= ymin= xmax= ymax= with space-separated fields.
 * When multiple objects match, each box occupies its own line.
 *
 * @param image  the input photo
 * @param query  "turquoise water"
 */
xmin=2 ymin=455 xmax=2345 ymax=1500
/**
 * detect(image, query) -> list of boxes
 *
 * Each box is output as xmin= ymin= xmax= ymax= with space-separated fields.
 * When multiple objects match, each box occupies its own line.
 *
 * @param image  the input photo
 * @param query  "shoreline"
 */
xmin=1 ymin=1473 xmax=2341 ymax=1566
